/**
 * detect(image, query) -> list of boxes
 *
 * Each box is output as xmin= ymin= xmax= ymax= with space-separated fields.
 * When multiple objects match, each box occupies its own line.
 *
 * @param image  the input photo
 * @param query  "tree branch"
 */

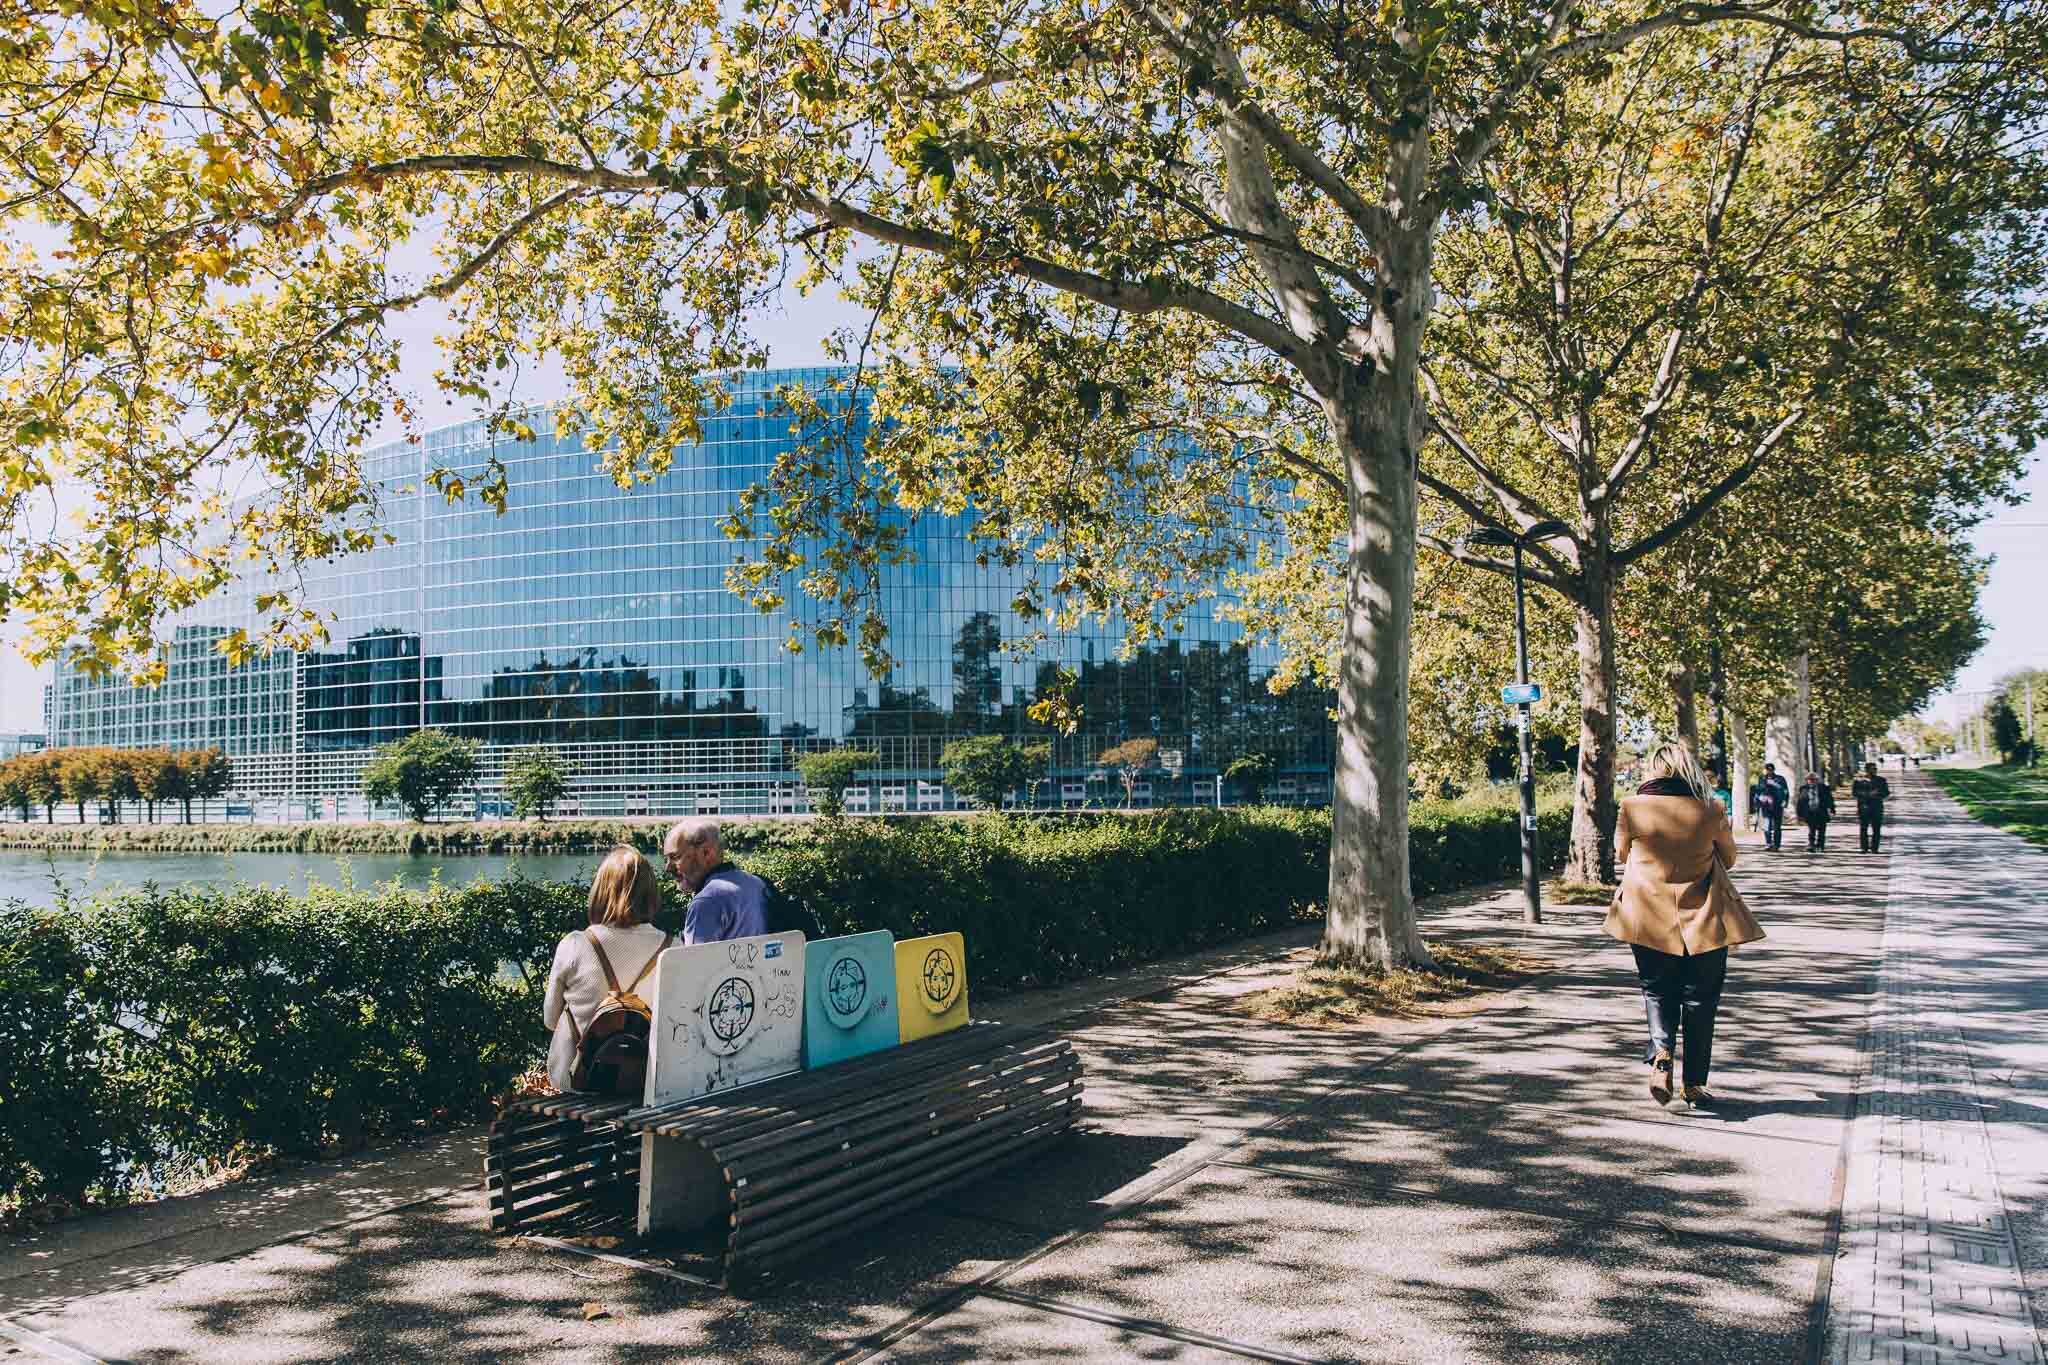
xmin=1436 ymin=2 xmax=1973 ymax=210
xmin=1135 ymin=4 xmax=1395 ymax=254
xmin=309 ymin=187 xmax=591 ymax=348
xmin=1417 ymin=530 xmax=1574 ymax=595
xmin=1615 ymin=408 xmax=1804 ymax=566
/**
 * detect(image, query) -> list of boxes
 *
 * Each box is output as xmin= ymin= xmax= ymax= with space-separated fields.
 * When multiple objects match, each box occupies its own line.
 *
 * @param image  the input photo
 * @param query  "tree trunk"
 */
xmin=1319 ymin=221 xmax=1431 ymax=970
xmin=1730 ymin=710 xmax=1754 ymax=831
xmin=1670 ymin=664 xmax=1698 ymax=753
xmin=1566 ymin=553 xmax=1618 ymax=884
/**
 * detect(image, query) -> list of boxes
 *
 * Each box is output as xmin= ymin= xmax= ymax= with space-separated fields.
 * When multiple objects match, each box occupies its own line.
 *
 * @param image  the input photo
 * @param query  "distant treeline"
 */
xmin=0 ymin=747 xmax=234 ymax=826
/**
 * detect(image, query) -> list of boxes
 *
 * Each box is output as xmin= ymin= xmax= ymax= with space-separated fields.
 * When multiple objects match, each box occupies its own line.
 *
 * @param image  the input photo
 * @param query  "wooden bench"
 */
xmin=486 ymin=1021 xmax=1081 ymax=1288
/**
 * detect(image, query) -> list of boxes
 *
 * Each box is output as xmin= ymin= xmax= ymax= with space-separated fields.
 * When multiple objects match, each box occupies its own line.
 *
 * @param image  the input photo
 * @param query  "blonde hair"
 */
xmin=1644 ymin=741 xmax=1715 ymax=807
xmin=587 ymin=845 xmax=661 ymax=927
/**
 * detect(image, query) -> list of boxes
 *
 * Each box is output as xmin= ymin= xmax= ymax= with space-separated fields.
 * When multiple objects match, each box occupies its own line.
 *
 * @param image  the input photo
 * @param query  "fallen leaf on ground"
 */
xmin=581 ymin=1302 xmax=609 ymax=1321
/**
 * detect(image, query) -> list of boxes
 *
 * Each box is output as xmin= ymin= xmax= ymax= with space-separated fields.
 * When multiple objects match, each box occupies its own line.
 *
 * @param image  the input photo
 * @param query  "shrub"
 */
xmin=939 ymin=736 xmax=1048 ymax=808
xmin=0 ymin=796 xmax=1566 ymax=1204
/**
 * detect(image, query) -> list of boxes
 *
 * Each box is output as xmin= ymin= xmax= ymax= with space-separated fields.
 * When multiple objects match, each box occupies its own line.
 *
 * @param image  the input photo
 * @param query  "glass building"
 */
xmin=46 ymin=368 xmax=1335 ymax=818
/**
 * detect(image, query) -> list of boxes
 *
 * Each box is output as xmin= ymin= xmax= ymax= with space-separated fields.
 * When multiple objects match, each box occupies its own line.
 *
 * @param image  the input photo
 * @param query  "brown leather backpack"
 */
xmin=566 ymin=929 xmax=671 ymax=1097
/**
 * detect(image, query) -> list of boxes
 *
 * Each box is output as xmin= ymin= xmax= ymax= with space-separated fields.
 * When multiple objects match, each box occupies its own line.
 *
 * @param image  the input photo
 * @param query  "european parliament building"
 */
xmin=45 ymin=368 xmax=1335 ymax=819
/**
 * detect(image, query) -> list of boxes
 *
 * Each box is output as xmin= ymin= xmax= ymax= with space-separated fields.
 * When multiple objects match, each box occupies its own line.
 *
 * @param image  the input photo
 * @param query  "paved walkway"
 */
xmin=1 ymin=775 xmax=2043 ymax=1362
xmin=1825 ymin=769 xmax=2048 ymax=1363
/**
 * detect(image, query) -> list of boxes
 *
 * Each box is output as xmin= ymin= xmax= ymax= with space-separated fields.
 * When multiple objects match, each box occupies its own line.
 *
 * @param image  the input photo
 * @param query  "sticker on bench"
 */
xmin=802 ymin=930 xmax=898 ymax=1069
xmin=644 ymin=932 xmax=806 ymax=1106
xmin=895 ymin=931 xmax=967 ymax=1043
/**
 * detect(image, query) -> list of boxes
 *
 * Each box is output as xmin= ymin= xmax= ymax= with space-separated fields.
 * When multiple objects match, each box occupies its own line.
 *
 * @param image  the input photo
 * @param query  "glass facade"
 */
xmin=46 ymin=368 xmax=1335 ymax=818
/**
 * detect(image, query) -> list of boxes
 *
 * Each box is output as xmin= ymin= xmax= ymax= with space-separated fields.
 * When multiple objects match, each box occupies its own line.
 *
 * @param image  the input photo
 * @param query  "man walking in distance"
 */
xmin=1796 ymin=771 xmax=1836 ymax=851
xmin=663 ymin=818 xmax=769 ymax=943
xmin=1852 ymin=762 xmax=1892 ymax=854
xmin=1752 ymin=763 xmax=1791 ymax=851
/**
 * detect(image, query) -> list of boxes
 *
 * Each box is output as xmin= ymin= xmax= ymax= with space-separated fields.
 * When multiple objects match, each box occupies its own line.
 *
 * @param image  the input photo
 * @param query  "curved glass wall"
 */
xmin=47 ymin=367 xmax=1336 ymax=817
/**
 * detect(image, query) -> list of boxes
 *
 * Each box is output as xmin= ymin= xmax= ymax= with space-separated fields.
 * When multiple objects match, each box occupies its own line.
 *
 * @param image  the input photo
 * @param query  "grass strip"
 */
xmin=1930 ymin=765 xmax=2048 ymax=849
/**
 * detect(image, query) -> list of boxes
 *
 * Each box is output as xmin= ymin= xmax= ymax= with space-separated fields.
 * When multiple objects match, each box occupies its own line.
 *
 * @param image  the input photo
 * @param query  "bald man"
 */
xmin=662 ymin=818 xmax=769 ymax=944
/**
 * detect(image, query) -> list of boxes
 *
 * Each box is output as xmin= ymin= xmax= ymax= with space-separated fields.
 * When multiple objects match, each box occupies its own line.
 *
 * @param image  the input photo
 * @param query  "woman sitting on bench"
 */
xmin=543 ymin=845 xmax=672 ymax=1094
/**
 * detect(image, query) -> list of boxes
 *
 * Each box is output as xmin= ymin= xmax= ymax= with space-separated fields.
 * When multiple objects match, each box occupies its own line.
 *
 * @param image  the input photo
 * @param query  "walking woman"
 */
xmin=1606 ymin=742 xmax=1765 ymax=1107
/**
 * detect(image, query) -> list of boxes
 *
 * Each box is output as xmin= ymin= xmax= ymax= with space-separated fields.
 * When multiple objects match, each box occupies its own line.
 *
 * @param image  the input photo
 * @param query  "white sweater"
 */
xmin=542 ymin=924 xmax=672 ymax=1093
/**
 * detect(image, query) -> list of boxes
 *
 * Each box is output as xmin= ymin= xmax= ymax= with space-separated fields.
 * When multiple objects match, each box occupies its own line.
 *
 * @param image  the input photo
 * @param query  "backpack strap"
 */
xmin=625 ymin=933 xmax=672 ymax=994
xmin=584 ymin=928 xmax=625 ymax=995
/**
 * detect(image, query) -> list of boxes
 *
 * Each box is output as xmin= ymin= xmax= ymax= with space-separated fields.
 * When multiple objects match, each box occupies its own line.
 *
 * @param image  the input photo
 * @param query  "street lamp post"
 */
xmin=1468 ymin=520 xmax=1572 ymax=925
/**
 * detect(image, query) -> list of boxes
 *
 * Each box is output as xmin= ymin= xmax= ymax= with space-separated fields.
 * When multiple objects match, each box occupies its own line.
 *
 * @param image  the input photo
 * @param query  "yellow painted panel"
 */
xmin=895 ymin=932 xmax=968 ymax=1042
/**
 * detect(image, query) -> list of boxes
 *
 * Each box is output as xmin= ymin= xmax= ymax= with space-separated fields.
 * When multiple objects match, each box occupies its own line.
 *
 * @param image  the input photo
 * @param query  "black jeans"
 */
xmin=1631 ymin=944 xmax=1729 ymax=1087
xmin=1858 ymin=807 xmax=1884 ymax=852
xmin=1805 ymin=818 xmax=1828 ymax=850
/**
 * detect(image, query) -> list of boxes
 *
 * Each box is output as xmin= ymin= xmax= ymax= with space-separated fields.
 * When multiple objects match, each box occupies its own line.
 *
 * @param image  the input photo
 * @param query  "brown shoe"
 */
xmin=1649 ymin=1053 xmax=1674 ymax=1106
xmin=1683 ymin=1085 xmax=1714 ymax=1108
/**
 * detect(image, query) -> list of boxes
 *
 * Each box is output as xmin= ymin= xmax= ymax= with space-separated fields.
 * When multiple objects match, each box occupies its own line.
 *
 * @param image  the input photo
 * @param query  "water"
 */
xmin=0 ymin=848 xmax=604 ymax=910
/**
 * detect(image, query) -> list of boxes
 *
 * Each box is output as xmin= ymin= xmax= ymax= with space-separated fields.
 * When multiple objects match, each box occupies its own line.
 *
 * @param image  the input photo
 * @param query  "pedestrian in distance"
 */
xmin=1750 ymin=763 xmax=1790 ymax=851
xmin=544 ymin=845 xmax=674 ymax=1095
xmin=1795 ymin=771 xmax=1836 ymax=851
xmin=1852 ymin=762 xmax=1892 ymax=853
xmin=664 ymin=817 xmax=770 ymax=944
xmin=1606 ymin=742 xmax=1765 ymax=1108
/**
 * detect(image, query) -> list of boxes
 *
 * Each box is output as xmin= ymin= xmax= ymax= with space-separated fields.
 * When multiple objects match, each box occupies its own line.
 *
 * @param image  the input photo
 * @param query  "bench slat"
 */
xmin=485 ymin=1020 xmax=1081 ymax=1279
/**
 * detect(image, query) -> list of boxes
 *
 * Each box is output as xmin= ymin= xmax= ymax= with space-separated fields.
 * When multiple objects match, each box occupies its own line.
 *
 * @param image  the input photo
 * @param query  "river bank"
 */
xmin=0 ymin=817 xmax=747 ymax=856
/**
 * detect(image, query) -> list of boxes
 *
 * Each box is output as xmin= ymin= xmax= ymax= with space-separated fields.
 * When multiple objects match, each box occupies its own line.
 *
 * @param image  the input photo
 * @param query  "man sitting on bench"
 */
xmin=663 ymin=817 xmax=769 ymax=944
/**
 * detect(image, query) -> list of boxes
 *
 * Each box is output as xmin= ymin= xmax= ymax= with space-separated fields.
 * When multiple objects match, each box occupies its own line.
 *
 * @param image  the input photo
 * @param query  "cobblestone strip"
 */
xmin=1825 ymin=783 xmax=2044 ymax=1365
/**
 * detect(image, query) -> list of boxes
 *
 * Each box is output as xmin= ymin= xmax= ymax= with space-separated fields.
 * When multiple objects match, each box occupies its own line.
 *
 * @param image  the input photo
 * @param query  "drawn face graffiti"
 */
xmin=826 ymin=956 xmax=868 ymax=1021
xmin=707 ymin=977 xmax=756 ymax=1042
xmin=921 ymin=947 xmax=958 ymax=1012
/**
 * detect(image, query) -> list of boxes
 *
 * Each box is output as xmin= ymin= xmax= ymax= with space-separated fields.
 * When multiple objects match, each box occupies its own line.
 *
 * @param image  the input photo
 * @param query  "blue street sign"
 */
xmin=1501 ymin=682 xmax=1543 ymax=705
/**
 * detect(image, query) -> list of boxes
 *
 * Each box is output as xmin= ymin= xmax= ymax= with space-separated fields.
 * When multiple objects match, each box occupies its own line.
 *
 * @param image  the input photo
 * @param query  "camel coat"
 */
xmin=1604 ymin=793 xmax=1764 ymax=956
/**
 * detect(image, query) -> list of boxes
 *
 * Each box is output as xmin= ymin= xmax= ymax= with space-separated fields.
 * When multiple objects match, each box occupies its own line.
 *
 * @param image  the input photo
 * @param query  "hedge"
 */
xmin=0 ymin=816 xmax=821 ymax=856
xmin=0 ymin=796 xmax=1568 ymax=1206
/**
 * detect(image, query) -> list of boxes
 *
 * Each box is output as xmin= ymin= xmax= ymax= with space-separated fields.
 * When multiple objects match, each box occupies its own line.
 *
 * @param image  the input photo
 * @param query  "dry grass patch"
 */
xmin=1544 ymin=878 xmax=1616 ymax=906
xmin=1235 ymin=941 xmax=1554 ymax=1026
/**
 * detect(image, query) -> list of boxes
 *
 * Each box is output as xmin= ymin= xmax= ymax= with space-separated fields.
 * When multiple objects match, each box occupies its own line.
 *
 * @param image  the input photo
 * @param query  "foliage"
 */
xmin=13 ymin=0 xmax=2035 ymax=967
xmin=0 ymin=762 xmax=30 ymax=822
xmin=1990 ymin=700 xmax=2026 ymax=764
xmin=360 ymin=730 xmax=481 ymax=822
xmin=0 ymin=796 xmax=1565 ymax=1201
xmin=938 ymin=735 xmax=1048 ymax=809
xmin=183 ymin=748 xmax=235 ymax=815
xmin=59 ymin=753 xmax=105 ymax=823
xmin=1223 ymin=752 xmax=1279 ymax=801
xmin=1096 ymin=738 xmax=1160 ymax=806
xmin=796 ymin=749 xmax=878 ymax=818
xmin=502 ymin=749 xmax=571 ymax=821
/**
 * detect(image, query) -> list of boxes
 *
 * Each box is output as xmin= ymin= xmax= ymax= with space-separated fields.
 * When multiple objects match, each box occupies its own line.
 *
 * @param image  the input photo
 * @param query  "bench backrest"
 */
xmin=801 ymin=930 xmax=900 ymax=1069
xmin=643 ymin=932 xmax=807 ymax=1106
xmin=895 ymin=931 xmax=969 ymax=1042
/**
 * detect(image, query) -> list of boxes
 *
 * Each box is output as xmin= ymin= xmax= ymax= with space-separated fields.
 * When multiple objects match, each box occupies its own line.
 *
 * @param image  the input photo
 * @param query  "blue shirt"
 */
xmin=683 ymin=863 xmax=769 ymax=944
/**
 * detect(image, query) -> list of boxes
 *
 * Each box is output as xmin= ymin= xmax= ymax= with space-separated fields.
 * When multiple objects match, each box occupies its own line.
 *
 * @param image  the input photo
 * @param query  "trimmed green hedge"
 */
xmin=0 ymin=797 xmax=1567 ymax=1205
xmin=0 ymin=817 xmax=821 ymax=856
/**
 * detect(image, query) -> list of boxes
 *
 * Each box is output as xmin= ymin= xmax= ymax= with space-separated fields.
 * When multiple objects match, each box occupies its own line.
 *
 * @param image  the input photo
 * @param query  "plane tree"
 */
xmin=3 ymin=0 xmax=2030 ymax=963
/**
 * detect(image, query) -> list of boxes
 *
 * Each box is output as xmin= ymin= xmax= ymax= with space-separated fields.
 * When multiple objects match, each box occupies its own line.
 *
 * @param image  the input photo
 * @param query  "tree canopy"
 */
xmin=6 ymin=0 xmax=2044 ymax=961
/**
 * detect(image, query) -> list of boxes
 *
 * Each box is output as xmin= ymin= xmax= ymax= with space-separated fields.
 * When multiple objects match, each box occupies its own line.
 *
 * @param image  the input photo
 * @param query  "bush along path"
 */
xmin=0 ymin=797 xmax=1570 ymax=1216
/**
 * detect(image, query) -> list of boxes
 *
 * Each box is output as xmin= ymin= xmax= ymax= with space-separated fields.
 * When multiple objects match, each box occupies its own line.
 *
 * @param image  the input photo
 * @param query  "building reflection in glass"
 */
xmin=46 ymin=367 xmax=1335 ymax=816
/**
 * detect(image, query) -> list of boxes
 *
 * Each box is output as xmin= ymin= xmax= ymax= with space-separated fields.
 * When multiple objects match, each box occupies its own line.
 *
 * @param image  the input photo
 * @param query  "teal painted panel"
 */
xmin=802 ymin=931 xmax=899 ymax=1069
